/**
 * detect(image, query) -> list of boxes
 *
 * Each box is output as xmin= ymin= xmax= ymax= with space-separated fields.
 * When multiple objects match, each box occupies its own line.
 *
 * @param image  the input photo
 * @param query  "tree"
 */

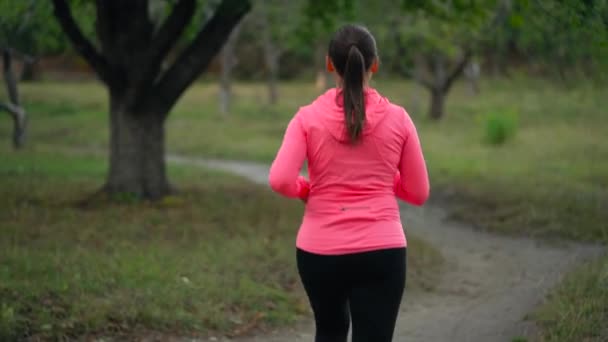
xmin=488 ymin=0 xmax=608 ymax=80
xmin=219 ymin=21 xmax=242 ymax=115
xmin=254 ymin=0 xmax=287 ymax=104
xmin=0 ymin=49 xmax=26 ymax=148
xmin=0 ymin=0 xmax=40 ymax=149
xmin=392 ymin=1 xmax=503 ymax=120
xmin=0 ymin=0 xmax=76 ymax=81
xmin=51 ymin=0 xmax=251 ymax=199
xmin=297 ymin=0 xmax=356 ymax=91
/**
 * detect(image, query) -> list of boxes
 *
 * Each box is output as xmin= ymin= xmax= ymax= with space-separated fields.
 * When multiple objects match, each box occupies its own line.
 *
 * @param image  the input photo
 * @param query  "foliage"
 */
xmin=297 ymin=0 xmax=356 ymax=42
xmin=0 ymin=0 xmax=94 ymax=55
xmin=482 ymin=0 xmax=608 ymax=79
xmin=481 ymin=110 xmax=518 ymax=145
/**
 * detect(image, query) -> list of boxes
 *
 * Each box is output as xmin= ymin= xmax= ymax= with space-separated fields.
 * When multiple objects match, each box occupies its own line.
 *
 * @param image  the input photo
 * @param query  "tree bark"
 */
xmin=464 ymin=60 xmax=480 ymax=95
xmin=259 ymin=4 xmax=280 ymax=105
xmin=52 ymin=0 xmax=251 ymax=200
xmin=20 ymin=56 xmax=39 ymax=82
xmin=424 ymin=50 xmax=471 ymax=120
xmin=149 ymin=0 xmax=251 ymax=114
xmin=219 ymin=22 xmax=241 ymax=115
xmin=1 ymin=49 xmax=27 ymax=148
xmin=429 ymin=88 xmax=446 ymax=120
xmin=106 ymin=92 xmax=169 ymax=199
xmin=263 ymin=26 xmax=281 ymax=105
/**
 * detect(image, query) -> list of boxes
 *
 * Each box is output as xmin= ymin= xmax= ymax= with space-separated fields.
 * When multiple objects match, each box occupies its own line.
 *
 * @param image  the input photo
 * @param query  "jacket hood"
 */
xmin=311 ymin=87 xmax=390 ymax=142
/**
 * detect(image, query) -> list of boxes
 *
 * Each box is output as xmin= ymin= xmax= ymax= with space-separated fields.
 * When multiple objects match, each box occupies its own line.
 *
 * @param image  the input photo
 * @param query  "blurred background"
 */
xmin=0 ymin=0 xmax=607 ymax=341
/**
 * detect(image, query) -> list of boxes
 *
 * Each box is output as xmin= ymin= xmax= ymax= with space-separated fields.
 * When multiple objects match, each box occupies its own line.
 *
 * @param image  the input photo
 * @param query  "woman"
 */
xmin=268 ymin=24 xmax=429 ymax=342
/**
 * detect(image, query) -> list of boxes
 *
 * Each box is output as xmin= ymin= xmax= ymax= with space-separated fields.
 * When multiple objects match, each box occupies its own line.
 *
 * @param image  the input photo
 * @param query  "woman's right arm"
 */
xmin=394 ymin=113 xmax=430 ymax=206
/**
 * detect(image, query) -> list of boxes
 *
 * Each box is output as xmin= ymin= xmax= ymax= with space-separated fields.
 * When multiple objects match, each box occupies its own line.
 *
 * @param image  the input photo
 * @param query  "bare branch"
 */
xmin=16 ymin=0 xmax=37 ymax=35
xmin=149 ymin=0 xmax=196 ymax=65
xmin=51 ymin=0 xmax=113 ymax=84
xmin=391 ymin=18 xmax=435 ymax=90
xmin=0 ymin=101 xmax=20 ymax=116
xmin=1 ymin=49 xmax=27 ymax=148
xmin=444 ymin=49 xmax=472 ymax=91
xmin=128 ymin=0 xmax=196 ymax=107
xmin=146 ymin=0 xmax=251 ymax=115
xmin=412 ymin=72 xmax=435 ymax=90
xmin=398 ymin=61 xmax=434 ymax=90
xmin=2 ymin=49 xmax=19 ymax=106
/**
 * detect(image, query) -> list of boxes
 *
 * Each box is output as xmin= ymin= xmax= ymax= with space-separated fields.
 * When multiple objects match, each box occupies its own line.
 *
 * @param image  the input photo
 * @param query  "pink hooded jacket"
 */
xmin=269 ymin=88 xmax=429 ymax=255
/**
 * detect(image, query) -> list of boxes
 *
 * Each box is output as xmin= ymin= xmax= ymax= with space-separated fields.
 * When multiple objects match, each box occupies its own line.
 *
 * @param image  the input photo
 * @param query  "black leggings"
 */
xmin=297 ymin=247 xmax=406 ymax=342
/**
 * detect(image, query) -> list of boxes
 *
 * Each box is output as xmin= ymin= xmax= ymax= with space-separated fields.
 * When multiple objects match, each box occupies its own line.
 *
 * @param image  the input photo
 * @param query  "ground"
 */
xmin=0 ymin=78 xmax=606 ymax=341
xmin=163 ymin=157 xmax=604 ymax=342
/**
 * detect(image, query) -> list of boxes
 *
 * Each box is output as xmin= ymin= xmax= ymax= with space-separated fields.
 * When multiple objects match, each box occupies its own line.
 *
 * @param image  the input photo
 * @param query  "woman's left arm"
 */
xmin=268 ymin=114 xmax=309 ymax=200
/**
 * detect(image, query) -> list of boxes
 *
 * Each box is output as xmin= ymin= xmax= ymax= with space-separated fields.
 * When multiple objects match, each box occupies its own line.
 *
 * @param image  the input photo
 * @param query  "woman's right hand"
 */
xmin=297 ymin=176 xmax=310 ymax=204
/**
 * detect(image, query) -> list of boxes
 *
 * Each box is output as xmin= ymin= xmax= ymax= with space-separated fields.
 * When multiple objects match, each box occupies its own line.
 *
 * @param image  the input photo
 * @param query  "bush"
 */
xmin=482 ymin=111 xmax=518 ymax=146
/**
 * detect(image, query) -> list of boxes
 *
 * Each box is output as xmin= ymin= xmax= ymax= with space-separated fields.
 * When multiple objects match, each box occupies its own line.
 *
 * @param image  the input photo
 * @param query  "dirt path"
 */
xmin=169 ymin=156 xmax=604 ymax=342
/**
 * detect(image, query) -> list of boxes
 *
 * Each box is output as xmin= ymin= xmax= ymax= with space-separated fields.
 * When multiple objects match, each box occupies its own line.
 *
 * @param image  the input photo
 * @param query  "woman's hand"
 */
xmin=297 ymin=176 xmax=310 ymax=204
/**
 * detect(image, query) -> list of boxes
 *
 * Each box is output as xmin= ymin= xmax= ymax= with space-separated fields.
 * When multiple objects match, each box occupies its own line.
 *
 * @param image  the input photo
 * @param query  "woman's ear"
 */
xmin=371 ymin=59 xmax=379 ymax=73
xmin=326 ymin=56 xmax=335 ymax=72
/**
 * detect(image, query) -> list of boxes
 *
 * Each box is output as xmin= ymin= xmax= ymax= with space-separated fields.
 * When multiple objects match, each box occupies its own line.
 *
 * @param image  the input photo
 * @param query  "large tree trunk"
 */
xmin=429 ymin=88 xmax=447 ymax=120
xmin=52 ymin=0 xmax=251 ymax=200
xmin=106 ymin=93 xmax=169 ymax=199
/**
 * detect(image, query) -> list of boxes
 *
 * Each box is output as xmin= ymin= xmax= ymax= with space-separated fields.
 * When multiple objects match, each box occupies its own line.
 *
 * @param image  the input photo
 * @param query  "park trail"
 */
xmin=165 ymin=156 xmax=604 ymax=342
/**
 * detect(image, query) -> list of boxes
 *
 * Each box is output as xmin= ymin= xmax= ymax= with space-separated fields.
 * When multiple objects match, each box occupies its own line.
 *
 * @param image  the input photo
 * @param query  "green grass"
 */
xmin=0 ymin=147 xmax=441 ymax=340
xmin=0 ymin=148 xmax=305 ymax=340
xmin=3 ymin=79 xmax=606 ymax=242
xmin=533 ymin=257 xmax=608 ymax=341
xmin=1 ymin=78 xmax=606 ymax=341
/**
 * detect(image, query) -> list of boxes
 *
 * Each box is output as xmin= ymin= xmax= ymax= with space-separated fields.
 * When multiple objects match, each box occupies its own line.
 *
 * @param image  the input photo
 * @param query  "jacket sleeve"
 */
xmin=268 ymin=113 xmax=310 ymax=200
xmin=394 ymin=112 xmax=430 ymax=206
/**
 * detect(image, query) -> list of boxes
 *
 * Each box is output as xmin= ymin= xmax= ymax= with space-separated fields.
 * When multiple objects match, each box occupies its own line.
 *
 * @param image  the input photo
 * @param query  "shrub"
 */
xmin=482 ymin=110 xmax=518 ymax=146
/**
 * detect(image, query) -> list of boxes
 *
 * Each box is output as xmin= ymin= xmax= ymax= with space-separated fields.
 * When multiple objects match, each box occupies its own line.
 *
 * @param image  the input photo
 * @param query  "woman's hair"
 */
xmin=328 ymin=24 xmax=378 ymax=143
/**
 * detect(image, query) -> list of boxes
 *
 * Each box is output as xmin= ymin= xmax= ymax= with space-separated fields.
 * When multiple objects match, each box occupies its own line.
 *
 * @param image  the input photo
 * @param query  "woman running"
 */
xmin=269 ymin=24 xmax=430 ymax=342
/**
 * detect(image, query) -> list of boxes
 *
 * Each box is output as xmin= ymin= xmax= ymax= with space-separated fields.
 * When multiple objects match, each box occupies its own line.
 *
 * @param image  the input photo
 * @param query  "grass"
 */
xmin=1 ymin=78 xmax=606 ymax=341
xmin=4 ymin=79 xmax=606 ymax=242
xmin=0 ymin=146 xmax=441 ymax=340
xmin=533 ymin=257 xmax=608 ymax=341
xmin=5 ymin=79 xmax=608 ymax=241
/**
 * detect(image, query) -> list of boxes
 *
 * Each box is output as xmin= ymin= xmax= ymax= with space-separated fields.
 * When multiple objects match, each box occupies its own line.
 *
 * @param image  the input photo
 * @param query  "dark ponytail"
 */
xmin=343 ymin=46 xmax=366 ymax=142
xmin=328 ymin=24 xmax=378 ymax=144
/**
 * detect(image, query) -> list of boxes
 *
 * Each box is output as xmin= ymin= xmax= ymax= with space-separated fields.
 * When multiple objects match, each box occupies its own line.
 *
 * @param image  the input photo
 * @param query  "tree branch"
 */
xmin=3 ymin=49 xmax=19 ymax=106
xmin=0 ymin=101 xmax=19 ymax=116
xmin=391 ymin=19 xmax=435 ymax=90
xmin=1 ymin=49 xmax=27 ymax=148
xmin=444 ymin=49 xmax=472 ymax=92
xmin=399 ymin=64 xmax=434 ymax=90
xmin=16 ymin=0 xmax=37 ymax=35
xmin=149 ymin=0 xmax=196 ymax=67
xmin=51 ymin=0 xmax=113 ymax=84
xmin=128 ymin=0 xmax=196 ymax=108
xmin=146 ymin=0 xmax=251 ymax=115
